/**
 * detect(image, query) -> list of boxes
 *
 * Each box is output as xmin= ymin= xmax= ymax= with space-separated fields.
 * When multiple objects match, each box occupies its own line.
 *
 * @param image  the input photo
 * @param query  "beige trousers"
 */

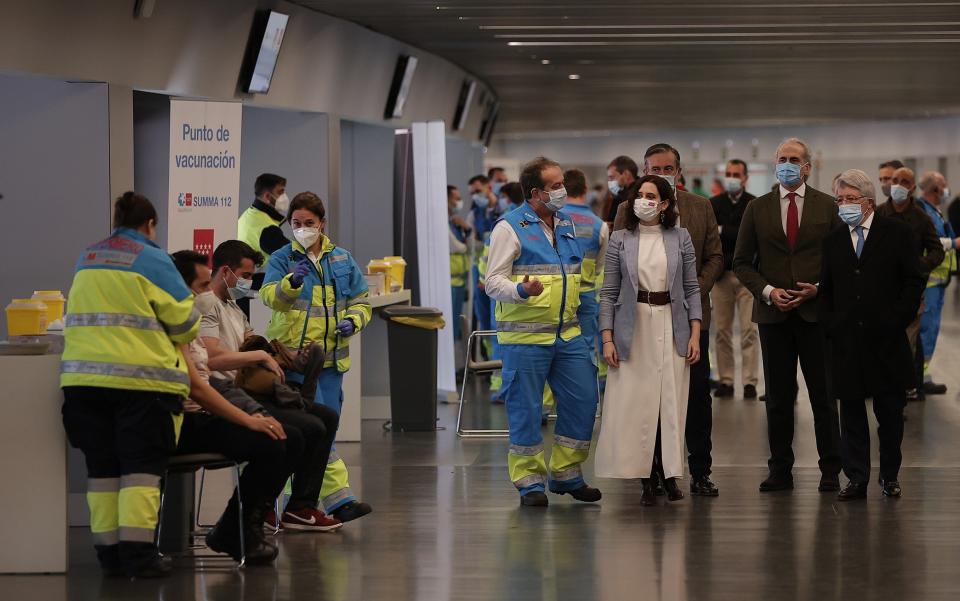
xmin=712 ymin=271 xmax=759 ymax=387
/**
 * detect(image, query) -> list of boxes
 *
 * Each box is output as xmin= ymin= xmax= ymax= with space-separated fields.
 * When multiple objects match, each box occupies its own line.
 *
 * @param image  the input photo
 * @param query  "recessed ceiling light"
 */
xmin=568 ymin=74 xmax=580 ymax=80
xmin=541 ymin=59 xmax=551 ymax=65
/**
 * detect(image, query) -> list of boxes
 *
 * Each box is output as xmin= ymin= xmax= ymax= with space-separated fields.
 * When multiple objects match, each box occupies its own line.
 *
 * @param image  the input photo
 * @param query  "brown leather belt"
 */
xmin=637 ymin=290 xmax=671 ymax=305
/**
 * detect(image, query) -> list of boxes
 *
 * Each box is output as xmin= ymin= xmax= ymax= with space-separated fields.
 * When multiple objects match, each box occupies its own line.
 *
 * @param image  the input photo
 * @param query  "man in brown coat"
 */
xmin=733 ymin=137 xmax=842 ymax=493
xmin=614 ymin=143 xmax=723 ymax=496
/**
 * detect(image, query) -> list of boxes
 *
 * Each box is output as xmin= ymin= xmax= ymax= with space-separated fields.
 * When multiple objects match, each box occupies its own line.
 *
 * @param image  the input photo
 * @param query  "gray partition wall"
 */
xmin=0 ymin=75 xmax=111 ymax=335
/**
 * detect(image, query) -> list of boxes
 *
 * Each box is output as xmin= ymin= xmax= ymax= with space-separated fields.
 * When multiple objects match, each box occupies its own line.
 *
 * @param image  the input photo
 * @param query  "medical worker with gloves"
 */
xmin=260 ymin=191 xmax=374 ymax=523
xmin=485 ymin=157 xmax=601 ymax=507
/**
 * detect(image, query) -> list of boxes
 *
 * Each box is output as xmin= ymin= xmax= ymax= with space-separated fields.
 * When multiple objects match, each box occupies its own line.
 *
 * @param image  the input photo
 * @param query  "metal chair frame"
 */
xmin=456 ymin=328 xmax=508 ymax=437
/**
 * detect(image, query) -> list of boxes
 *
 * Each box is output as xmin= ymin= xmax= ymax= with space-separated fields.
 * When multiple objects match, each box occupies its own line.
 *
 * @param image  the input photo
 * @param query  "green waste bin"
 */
xmin=380 ymin=306 xmax=444 ymax=431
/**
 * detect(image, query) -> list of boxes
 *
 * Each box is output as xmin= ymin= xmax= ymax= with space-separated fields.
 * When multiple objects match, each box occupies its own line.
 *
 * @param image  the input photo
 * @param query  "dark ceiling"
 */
xmin=294 ymin=1 xmax=960 ymax=134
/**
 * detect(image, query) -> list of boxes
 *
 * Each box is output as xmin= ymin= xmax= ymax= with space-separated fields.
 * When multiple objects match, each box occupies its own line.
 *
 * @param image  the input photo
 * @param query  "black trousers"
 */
xmin=259 ymin=401 xmax=339 ymax=512
xmin=685 ymin=329 xmax=713 ymax=477
xmin=840 ymin=392 xmax=905 ymax=484
xmin=62 ymin=387 xmax=181 ymax=569
xmin=758 ymin=314 xmax=841 ymax=477
xmin=177 ymin=411 xmax=299 ymax=528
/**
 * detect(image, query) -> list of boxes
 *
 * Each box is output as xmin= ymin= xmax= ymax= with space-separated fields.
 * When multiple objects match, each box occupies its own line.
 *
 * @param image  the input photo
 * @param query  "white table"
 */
xmin=250 ymin=290 xmax=411 ymax=441
xmin=0 ymin=354 xmax=68 ymax=573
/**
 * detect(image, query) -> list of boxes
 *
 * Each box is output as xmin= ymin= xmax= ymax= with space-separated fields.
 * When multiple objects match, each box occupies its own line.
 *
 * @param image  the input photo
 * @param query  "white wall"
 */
xmin=490 ymin=116 xmax=960 ymax=193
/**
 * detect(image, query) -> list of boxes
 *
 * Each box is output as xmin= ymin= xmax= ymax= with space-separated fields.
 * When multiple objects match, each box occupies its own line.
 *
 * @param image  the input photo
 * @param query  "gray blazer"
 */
xmin=599 ymin=226 xmax=703 ymax=359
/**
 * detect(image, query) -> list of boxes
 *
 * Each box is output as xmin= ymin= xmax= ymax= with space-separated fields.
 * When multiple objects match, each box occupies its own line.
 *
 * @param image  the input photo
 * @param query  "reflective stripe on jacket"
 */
xmin=260 ymin=236 xmax=371 ymax=372
xmin=919 ymin=199 xmax=957 ymax=287
xmin=450 ymin=221 xmax=470 ymax=287
xmin=495 ymin=204 xmax=583 ymax=345
xmin=60 ymin=228 xmax=200 ymax=396
xmin=238 ymin=204 xmax=284 ymax=263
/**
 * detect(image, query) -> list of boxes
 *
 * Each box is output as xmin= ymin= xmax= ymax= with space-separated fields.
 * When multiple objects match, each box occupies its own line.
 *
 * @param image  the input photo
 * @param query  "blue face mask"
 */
xmin=492 ymin=181 xmax=504 ymax=197
xmin=776 ymin=162 xmax=804 ymax=187
xmin=472 ymin=193 xmax=487 ymax=209
xmin=607 ymin=180 xmax=622 ymax=195
xmin=838 ymin=203 xmax=864 ymax=227
xmin=890 ymin=185 xmax=910 ymax=205
xmin=227 ymin=269 xmax=254 ymax=300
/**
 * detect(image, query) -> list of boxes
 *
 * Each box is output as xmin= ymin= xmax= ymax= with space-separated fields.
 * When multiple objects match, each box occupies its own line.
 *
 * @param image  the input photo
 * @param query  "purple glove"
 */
xmin=336 ymin=319 xmax=356 ymax=337
xmin=290 ymin=259 xmax=312 ymax=288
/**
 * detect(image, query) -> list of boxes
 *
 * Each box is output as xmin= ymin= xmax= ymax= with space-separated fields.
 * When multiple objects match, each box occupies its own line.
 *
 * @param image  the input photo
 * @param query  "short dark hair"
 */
xmin=502 ymin=182 xmax=524 ymax=205
xmin=113 ymin=191 xmax=157 ymax=230
xmin=563 ymin=169 xmax=588 ymax=198
xmin=287 ymin=191 xmax=326 ymax=223
xmin=879 ymin=160 xmax=904 ymax=170
xmin=487 ymin=166 xmax=505 ymax=179
xmin=254 ymin=173 xmax=286 ymax=198
xmin=727 ymin=159 xmax=749 ymax=176
xmin=171 ymin=250 xmax=209 ymax=286
xmin=212 ymin=240 xmax=263 ymax=272
xmin=447 ymin=185 xmax=458 ymax=199
xmin=644 ymin=143 xmax=681 ymax=168
xmin=519 ymin=157 xmax=561 ymax=200
xmin=623 ymin=175 xmax=678 ymax=231
xmin=468 ymin=174 xmax=489 ymax=186
xmin=607 ymin=155 xmax=638 ymax=178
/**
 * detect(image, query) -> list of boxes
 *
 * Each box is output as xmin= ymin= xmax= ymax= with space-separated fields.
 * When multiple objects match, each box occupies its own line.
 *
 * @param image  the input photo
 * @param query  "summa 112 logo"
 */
xmin=176 ymin=192 xmax=231 ymax=210
xmin=177 ymin=192 xmax=194 ymax=207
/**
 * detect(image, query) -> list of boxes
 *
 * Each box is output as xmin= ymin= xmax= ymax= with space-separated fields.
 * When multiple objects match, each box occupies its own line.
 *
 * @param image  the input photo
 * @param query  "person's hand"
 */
xmin=686 ymin=337 xmax=701 ymax=365
xmin=290 ymin=259 xmax=312 ymax=288
xmin=451 ymin=215 xmax=470 ymax=230
xmin=521 ymin=274 xmax=544 ymax=297
xmin=246 ymin=414 xmax=286 ymax=440
xmin=771 ymin=288 xmax=797 ymax=312
xmin=603 ymin=340 xmax=619 ymax=368
xmin=336 ymin=319 xmax=356 ymax=337
xmin=785 ymin=282 xmax=818 ymax=306
xmin=257 ymin=351 xmax=285 ymax=382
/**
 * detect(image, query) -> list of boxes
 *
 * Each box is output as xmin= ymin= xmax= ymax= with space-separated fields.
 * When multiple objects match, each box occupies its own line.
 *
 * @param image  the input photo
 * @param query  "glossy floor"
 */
xmin=6 ymin=291 xmax=960 ymax=600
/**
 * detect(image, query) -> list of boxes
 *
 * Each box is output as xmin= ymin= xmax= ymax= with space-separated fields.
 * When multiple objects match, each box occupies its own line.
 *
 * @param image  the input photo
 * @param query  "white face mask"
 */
xmin=194 ymin=290 xmax=218 ymax=315
xmin=942 ymin=187 xmax=952 ymax=203
xmin=544 ymin=186 xmax=567 ymax=212
xmin=294 ymin=227 xmax=321 ymax=249
xmin=724 ymin=177 xmax=743 ymax=194
xmin=274 ymin=192 xmax=289 ymax=214
xmin=634 ymin=197 xmax=661 ymax=222
xmin=658 ymin=174 xmax=676 ymax=188
xmin=453 ymin=199 xmax=464 ymax=212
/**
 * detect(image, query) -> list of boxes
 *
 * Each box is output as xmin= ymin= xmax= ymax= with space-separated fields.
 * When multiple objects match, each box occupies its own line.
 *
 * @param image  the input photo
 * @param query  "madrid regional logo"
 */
xmin=177 ymin=192 xmax=194 ymax=209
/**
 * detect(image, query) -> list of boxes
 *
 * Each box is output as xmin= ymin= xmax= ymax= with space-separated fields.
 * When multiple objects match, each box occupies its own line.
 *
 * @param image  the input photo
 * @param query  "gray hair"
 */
xmin=775 ymin=137 xmax=812 ymax=164
xmin=835 ymin=169 xmax=876 ymax=201
xmin=919 ymin=171 xmax=945 ymax=192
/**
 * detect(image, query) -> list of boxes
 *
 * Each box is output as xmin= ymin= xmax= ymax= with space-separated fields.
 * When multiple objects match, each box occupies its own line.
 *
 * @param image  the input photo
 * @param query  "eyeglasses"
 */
xmin=836 ymin=195 xmax=869 ymax=205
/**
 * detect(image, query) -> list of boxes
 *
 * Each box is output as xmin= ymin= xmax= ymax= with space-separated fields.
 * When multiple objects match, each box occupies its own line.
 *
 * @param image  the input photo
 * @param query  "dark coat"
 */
xmin=818 ymin=215 xmax=925 ymax=399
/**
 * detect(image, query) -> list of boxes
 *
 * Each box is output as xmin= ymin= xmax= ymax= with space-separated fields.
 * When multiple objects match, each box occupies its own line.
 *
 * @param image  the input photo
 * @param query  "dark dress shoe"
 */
xmin=744 ymin=384 xmax=758 ymax=399
xmin=520 ymin=491 xmax=549 ymax=507
xmin=838 ymin=481 xmax=868 ymax=501
xmin=555 ymin=485 xmax=602 ymax=503
xmin=640 ymin=479 xmax=657 ymax=506
xmin=664 ymin=478 xmax=684 ymax=501
xmin=759 ymin=474 xmax=794 ymax=492
xmin=923 ymin=381 xmax=947 ymax=395
xmin=818 ymin=474 xmax=841 ymax=492
xmin=714 ymin=383 xmax=734 ymax=398
xmin=690 ymin=476 xmax=719 ymax=497
xmin=881 ymin=480 xmax=902 ymax=498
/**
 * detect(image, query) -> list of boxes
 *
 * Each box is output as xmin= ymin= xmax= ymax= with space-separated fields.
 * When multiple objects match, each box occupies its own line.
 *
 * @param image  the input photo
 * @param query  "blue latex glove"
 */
xmin=336 ymin=319 xmax=356 ymax=337
xmin=290 ymin=259 xmax=312 ymax=288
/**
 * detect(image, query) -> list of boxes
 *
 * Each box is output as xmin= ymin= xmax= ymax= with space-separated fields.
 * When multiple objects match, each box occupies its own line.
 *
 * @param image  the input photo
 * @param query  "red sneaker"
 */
xmin=280 ymin=507 xmax=343 ymax=532
xmin=263 ymin=508 xmax=282 ymax=532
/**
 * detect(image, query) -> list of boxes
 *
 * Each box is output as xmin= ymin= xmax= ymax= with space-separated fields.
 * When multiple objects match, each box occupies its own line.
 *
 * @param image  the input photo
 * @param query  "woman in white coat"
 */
xmin=594 ymin=175 xmax=702 ymax=506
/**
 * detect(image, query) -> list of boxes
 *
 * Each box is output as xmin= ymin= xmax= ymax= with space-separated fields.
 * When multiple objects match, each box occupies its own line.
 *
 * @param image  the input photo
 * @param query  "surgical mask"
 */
xmin=890 ymin=184 xmax=910 ymax=206
xmin=776 ymin=162 xmax=804 ymax=187
xmin=633 ymin=197 xmax=661 ymax=222
xmin=658 ymin=174 xmax=676 ymax=188
xmin=838 ymin=203 xmax=864 ymax=227
xmin=942 ymin=187 xmax=952 ymax=203
xmin=880 ymin=183 xmax=891 ymax=198
xmin=293 ymin=227 xmax=321 ymax=250
xmin=544 ymin=186 xmax=567 ymax=212
xmin=723 ymin=177 xmax=743 ymax=194
xmin=194 ymin=290 xmax=218 ymax=315
xmin=227 ymin=269 xmax=254 ymax=300
xmin=472 ymin=193 xmax=487 ymax=208
xmin=453 ymin=199 xmax=464 ymax=212
xmin=607 ymin=180 xmax=622 ymax=195
xmin=274 ymin=192 xmax=289 ymax=214
xmin=492 ymin=181 xmax=504 ymax=196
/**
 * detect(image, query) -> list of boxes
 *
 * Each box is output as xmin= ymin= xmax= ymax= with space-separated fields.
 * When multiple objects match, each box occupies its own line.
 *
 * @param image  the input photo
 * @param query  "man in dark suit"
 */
xmin=614 ymin=143 xmax=724 ymax=496
xmin=604 ymin=155 xmax=639 ymax=224
xmin=710 ymin=159 xmax=759 ymax=400
xmin=819 ymin=169 xmax=924 ymax=500
xmin=733 ymin=138 xmax=842 ymax=493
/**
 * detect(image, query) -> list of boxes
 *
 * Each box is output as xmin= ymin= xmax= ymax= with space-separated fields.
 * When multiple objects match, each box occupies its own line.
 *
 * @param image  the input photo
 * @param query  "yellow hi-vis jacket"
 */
xmin=60 ymin=228 xmax=201 ymax=397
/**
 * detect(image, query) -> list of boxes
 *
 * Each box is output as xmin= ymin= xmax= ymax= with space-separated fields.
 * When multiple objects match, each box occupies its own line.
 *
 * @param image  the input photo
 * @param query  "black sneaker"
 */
xmin=744 ymin=384 xmax=758 ymax=399
xmin=553 ymin=485 xmax=602 ymax=503
xmin=923 ymin=381 xmax=947 ymax=395
xmin=714 ymin=383 xmax=734 ymax=398
xmin=690 ymin=476 xmax=719 ymax=497
xmin=520 ymin=491 xmax=549 ymax=507
xmin=332 ymin=501 xmax=373 ymax=523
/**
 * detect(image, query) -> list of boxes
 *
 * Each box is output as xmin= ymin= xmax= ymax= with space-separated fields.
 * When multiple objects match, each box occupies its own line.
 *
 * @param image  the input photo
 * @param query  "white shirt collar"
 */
xmin=849 ymin=211 xmax=875 ymax=232
xmin=780 ymin=182 xmax=807 ymax=199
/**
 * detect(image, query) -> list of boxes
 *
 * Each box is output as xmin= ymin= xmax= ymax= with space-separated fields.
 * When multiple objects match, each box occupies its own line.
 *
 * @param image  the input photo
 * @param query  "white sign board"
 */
xmin=167 ymin=99 xmax=242 ymax=256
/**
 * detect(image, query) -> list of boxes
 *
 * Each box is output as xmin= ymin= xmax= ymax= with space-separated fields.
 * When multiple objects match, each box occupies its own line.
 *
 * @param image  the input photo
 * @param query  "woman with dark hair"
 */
xmin=260 ymin=191 xmax=374 ymax=523
xmin=594 ymin=175 xmax=703 ymax=506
